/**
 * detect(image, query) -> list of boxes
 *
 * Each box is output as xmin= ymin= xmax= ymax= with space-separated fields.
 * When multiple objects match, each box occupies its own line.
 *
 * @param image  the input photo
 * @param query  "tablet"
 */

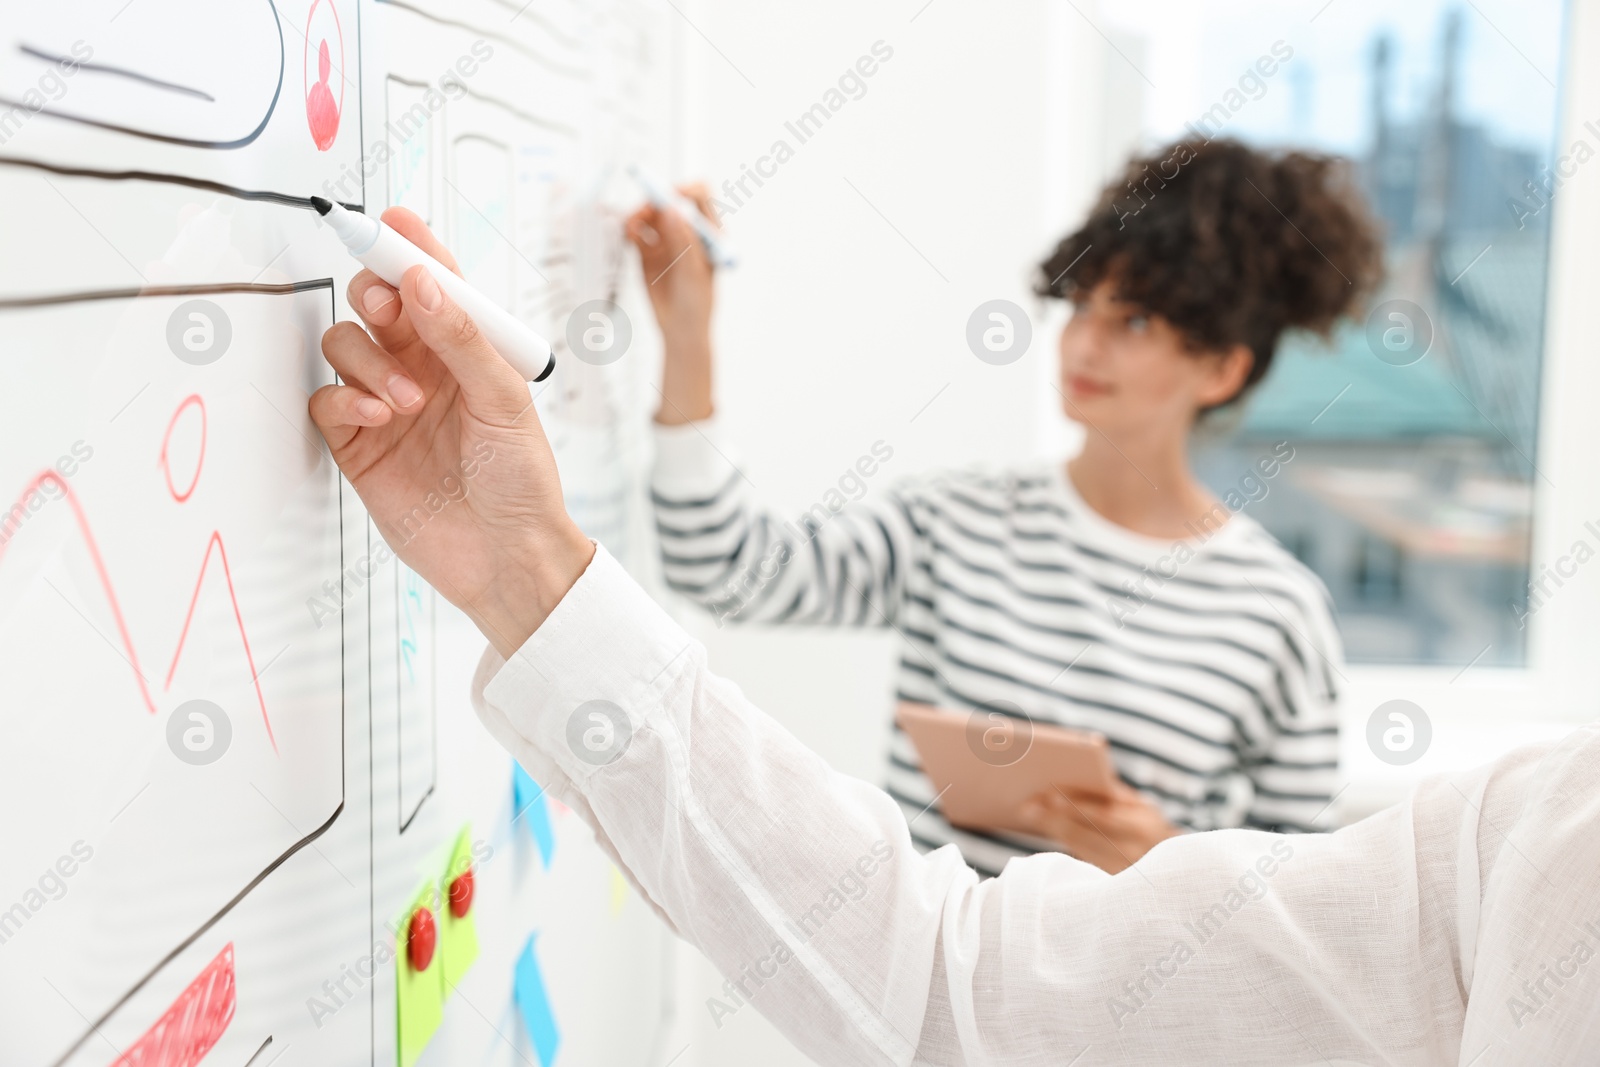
xmin=895 ymin=701 xmax=1118 ymax=834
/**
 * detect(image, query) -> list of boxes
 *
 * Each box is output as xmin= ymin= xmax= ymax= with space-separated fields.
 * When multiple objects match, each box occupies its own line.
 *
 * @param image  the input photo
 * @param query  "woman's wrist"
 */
xmin=656 ymin=332 xmax=714 ymax=424
xmin=466 ymin=524 xmax=596 ymax=659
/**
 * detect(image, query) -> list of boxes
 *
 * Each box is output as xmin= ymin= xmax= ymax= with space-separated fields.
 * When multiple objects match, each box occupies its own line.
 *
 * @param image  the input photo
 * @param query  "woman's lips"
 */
xmin=1066 ymin=374 xmax=1112 ymax=398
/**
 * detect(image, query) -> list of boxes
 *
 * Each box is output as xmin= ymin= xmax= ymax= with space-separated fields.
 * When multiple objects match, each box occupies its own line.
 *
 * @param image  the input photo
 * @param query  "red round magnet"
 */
xmin=449 ymin=867 xmax=475 ymax=918
xmin=408 ymin=906 xmax=436 ymax=971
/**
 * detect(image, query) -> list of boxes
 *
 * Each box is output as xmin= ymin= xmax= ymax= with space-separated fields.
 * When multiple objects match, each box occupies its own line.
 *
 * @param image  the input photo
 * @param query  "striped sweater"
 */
xmin=651 ymin=422 xmax=1343 ymax=877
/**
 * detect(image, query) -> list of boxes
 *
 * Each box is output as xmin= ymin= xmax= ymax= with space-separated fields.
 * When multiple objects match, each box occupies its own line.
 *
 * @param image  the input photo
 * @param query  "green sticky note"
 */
xmin=396 ymin=882 xmax=444 ymax=1067
xmin=440 ymin=824 xmax=480 ymax=990
xmin=609 ymin=865 xmax=627 ymax=916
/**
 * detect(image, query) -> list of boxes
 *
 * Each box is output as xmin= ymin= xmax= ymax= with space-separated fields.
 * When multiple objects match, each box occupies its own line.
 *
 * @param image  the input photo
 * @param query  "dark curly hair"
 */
xmin=1037 ymin=137 xmax=1383 ymax=405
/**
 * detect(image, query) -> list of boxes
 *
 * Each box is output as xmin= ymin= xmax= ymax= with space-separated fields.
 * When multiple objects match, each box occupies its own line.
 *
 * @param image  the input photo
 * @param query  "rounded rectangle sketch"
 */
xmin=0 ymin=0 xmax=364 ymax=205
xmin=0 ymin=282 xmax=345 ymax=1065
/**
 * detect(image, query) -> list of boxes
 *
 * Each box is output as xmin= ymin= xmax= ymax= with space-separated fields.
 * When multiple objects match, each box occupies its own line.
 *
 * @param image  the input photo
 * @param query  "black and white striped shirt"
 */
xmin=651 ymin=424 xmax=1342 ymax=878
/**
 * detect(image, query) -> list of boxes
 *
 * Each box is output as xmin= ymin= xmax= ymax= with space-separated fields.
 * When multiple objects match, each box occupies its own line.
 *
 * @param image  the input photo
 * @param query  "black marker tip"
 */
xmin=309 ymin=196 xmax=333 ymax=216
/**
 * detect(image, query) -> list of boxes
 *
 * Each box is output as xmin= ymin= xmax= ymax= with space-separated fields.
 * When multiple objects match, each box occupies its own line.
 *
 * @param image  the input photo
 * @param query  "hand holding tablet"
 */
xmin=895 ymin=701 xmax=1117 ymax=834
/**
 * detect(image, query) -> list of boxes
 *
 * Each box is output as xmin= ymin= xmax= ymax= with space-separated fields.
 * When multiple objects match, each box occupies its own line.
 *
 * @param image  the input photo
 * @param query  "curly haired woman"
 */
xmin=630 ymin=137 xmax=1385 ymax=874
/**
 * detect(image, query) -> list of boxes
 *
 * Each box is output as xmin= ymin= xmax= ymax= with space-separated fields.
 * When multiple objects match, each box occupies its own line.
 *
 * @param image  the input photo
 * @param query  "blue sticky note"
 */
xmin=514 ymin=933 xmax=560 ymax=1067
xmin=512 ymin=761 xmax=555 ymax=869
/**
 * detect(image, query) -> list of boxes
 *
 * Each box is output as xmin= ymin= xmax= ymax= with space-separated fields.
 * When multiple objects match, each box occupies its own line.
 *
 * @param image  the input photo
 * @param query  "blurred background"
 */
xmin=648 ymin=0 xmax=1600 ymax=1062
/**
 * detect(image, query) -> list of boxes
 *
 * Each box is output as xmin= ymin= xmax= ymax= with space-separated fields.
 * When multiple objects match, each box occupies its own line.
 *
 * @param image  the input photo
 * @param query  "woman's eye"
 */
xmin=1126 ymin=314 xmax=1149 ymax=332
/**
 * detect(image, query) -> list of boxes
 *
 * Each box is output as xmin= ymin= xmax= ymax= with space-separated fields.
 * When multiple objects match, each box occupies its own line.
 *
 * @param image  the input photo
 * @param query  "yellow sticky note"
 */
xmin=396 ymin=882 xmax=444 ymax=1067
xmin=609 ymin=865 xmax=627 ymax=916
xmin=440 ymin=825 xmax=480 ymax=989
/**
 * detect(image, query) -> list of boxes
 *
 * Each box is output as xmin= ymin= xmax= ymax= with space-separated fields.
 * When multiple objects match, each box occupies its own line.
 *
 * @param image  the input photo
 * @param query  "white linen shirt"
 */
xmin=472 ymin=544 xmax=1600 ymax=1066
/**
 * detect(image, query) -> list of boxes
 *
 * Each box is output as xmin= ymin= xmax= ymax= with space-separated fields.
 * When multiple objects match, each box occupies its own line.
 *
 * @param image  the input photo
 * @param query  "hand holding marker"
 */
xmin=627 ymin=166 xmax=736 ymax=269
xmin=311 ymin=197 xmax=555 ymax=382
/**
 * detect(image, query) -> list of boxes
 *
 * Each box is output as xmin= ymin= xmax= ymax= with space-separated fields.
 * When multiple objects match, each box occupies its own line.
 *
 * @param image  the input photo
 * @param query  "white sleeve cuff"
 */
xmin=650 ymin=417 xmax=740 ymax=499
xmin=474 ymin=542 xmax=692 ymax=787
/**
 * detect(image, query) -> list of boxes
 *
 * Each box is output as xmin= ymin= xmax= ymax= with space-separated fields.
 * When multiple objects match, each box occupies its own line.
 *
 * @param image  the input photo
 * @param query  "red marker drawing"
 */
xmin=304 ymin=0 xmax=343 ymax=151
xmin=159 ymin=393 xmax=206 ymax=503
xmin=0 ymin=396 xmax=279 ymax=750
xmin=111 ymin=942 xmax=237 ymax=1067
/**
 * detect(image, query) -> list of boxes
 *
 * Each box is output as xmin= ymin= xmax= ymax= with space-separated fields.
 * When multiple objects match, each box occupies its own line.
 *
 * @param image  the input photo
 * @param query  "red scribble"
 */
xmin=165 ymin=531 xmax=277 ymax=753
xmin=110 ymin=942 xmax=237 ymax=1067
xmin=0 ymin=470 xmax=156 ymax=714
xmin=159 ymin=394 xmax=206 ymax=504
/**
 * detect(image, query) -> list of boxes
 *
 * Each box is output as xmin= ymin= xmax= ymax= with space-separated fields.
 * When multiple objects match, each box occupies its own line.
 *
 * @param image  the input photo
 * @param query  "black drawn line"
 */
xmin=386 ymin=74 xmax=578 ymax=138
xmin=375 ymin=0 xmax=592 ymax=80
xmin=0 ymin=278 xmax=334 ymax=310
xmin=0 ymin=155 xmax=361 ymax=213
xmin=484 ymin=0 xmax=584 ymax=49
xmin=19 ymin=43 xmax=216 ymax=102
xmin=242 ymin=1035 xmax=274 ymax=1066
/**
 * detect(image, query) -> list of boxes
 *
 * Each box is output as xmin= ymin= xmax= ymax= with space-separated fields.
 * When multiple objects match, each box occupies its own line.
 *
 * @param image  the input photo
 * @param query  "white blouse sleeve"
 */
xmin=471 ymin=543 xmax=1596 ymax=1066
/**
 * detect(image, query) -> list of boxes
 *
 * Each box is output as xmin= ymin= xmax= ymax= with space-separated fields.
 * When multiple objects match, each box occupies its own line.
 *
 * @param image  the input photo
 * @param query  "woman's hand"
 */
xmin=625 ymin=184 xmax=717 ymax=424
xmin=308 ymin=208 xmax=594 ymax=658
xmin=1016 ymin=781 xmax=1183 ymax=874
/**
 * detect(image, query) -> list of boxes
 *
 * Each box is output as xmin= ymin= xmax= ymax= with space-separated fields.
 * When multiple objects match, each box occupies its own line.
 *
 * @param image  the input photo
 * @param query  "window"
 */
xmin=1099 ymin=0 xmax=1568 ymax=667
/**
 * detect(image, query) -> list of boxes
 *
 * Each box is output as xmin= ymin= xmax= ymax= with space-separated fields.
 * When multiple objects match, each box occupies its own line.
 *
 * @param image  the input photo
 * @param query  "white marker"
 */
xmin=311 ymin=197 xmax=554 ymax=382
xmin=627 ymin=165 xmax=736 ymax=269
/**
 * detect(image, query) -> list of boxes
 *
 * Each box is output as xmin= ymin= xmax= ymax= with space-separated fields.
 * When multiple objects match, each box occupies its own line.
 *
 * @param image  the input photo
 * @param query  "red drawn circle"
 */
xmin=303 ymin=0 xmax=344 ymax=151
xmin=408 ymin=907 xmax=437 ymax=972
xmin=448 ymin=868 xmax=475 ymax=918
xmin=159 ymin=394 xmax=206 ymax=503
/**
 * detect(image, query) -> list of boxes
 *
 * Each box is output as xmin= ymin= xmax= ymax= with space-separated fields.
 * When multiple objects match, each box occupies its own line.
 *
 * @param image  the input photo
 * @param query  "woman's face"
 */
xmin=1057 ymin=282 xmax=1250 ymax=438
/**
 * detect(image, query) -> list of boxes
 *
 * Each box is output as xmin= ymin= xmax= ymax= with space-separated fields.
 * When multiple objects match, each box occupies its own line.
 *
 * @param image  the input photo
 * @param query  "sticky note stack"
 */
xmin=394 ymin=823 xmax=483 ymax=1067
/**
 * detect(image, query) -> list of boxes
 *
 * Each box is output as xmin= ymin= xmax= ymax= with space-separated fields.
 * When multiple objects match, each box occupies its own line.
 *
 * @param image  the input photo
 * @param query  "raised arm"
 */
xmin=629 ymin=190 xmax=917 ymax=629
xmin=652 ymin=421 xmax=917 ymax=627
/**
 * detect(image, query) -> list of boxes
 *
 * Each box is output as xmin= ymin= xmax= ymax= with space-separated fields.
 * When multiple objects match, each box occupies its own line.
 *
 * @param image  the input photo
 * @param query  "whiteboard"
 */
xmin=0 ymin=1 xmax=676 ymax=1064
